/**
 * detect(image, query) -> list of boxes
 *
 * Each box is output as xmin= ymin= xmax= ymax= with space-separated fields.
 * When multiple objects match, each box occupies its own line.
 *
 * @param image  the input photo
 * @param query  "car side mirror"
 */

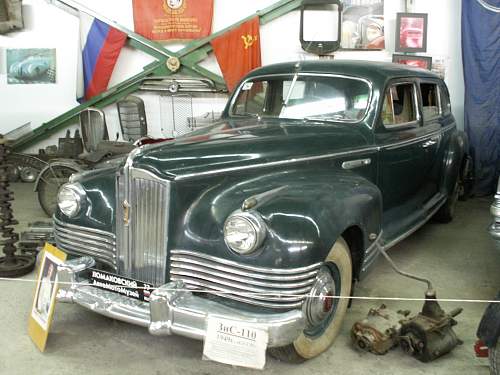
xmin=299 ymin=0 xmax=342 ymax=55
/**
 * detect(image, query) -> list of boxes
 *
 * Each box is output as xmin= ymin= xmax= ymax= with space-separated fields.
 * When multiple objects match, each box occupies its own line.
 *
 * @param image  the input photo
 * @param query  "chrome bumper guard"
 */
xmin=56 ymin=257 xmax=305 ymax=347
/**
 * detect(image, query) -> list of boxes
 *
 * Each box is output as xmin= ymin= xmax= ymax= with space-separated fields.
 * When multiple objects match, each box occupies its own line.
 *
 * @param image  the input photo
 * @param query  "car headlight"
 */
xmin=224 ymin=211 xmax=266 ymax=255
xmin=57 ymin=183 xmax=85 ymax=217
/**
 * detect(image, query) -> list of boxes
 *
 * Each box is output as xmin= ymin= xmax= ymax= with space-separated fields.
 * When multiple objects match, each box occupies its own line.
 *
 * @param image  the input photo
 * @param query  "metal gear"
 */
xmin=0 ymin=134 xmax=35 ymax=277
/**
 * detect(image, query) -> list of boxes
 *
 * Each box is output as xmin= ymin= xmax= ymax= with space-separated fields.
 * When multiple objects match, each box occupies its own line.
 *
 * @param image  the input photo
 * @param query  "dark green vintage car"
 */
xmin=54 ymin=60 xmax=466 ymax=362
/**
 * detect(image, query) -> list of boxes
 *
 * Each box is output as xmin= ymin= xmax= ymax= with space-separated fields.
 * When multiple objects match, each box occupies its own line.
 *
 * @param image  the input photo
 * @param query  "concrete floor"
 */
xmin=1 ymin=182 xmax=499 ymax=375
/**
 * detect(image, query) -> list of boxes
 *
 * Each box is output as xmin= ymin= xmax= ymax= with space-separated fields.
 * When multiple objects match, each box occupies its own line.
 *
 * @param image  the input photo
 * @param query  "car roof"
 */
xmin=245 ymin=60 xmax=441 ymax=88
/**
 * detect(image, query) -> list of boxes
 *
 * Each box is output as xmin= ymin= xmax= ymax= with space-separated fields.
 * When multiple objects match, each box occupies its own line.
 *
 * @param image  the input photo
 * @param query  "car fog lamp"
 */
xmin=57 ymin=183 xmax=84 ymax=217
xmin=224 ymin=212 xmax=266 ymax=254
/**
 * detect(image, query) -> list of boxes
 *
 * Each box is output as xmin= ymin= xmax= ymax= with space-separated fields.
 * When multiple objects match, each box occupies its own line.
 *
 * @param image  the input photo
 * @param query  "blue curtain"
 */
xmin=462 ymin=0 xmax=500 ymax=196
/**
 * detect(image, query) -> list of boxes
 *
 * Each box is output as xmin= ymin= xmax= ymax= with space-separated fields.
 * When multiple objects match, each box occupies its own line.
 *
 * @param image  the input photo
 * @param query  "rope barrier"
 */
xmin=1 ymin=276 xmax=498 ymax=304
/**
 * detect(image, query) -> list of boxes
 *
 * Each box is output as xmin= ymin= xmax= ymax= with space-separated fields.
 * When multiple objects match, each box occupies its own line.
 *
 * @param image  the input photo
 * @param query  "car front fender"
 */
xmin=173 ymin=168 xmax=382 ymax=273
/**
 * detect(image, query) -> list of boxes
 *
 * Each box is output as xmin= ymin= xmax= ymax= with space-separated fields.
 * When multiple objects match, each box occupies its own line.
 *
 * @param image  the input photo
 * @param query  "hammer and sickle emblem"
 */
xmin=241 ymin=35 xmax=258 ymax=50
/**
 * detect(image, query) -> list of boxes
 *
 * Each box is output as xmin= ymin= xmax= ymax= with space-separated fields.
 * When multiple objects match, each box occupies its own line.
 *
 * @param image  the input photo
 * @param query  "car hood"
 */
xmin=131 ymin=118 xmax=372 ymax=180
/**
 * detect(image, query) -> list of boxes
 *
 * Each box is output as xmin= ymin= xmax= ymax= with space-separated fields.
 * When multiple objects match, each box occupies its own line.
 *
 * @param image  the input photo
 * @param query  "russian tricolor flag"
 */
xmin=79 ymin=15 xmax=127 ymax=101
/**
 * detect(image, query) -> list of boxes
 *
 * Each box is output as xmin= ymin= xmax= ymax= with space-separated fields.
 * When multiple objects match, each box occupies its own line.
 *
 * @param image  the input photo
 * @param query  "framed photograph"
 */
xmin=393 ymin=54 xmax=432 ymax=70
xmin=6 ymin=48 xmax=56 ymax=84
xmin=28 ymin=243 xmax=66 ymax=352
xmin=341 ymin=0 xmax=385 ymax=50
xmin=392 ymin=54 xmax=432 ymax=70
xmin=395 ymin=13 xmax=428 ymax=53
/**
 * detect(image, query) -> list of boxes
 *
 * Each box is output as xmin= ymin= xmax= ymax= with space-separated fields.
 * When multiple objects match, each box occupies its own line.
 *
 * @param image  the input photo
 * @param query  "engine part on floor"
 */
xmin=0 ymin=134 xmax=35 ymax=277
xmin=18 ymin=221 xmax=54 ymax=256
xmin=399 ymin=292 xmax=463 ymax=362
xmin=377 ymin=246 xmax=463 ymax=362
xmin=351 ymin=304 xmax=410 ymax=354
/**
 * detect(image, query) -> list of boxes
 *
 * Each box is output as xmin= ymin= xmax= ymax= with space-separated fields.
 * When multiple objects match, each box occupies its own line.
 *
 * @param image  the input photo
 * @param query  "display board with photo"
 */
xmin=392 ymin=54 xmax=432 ymax=70
xmin=395 ymin=13 xmax=428 ymax=53
xmin=341 ymin=0 xmax=385 ymax=50
xmin=6 ymin=48 xmax=56 ymax=84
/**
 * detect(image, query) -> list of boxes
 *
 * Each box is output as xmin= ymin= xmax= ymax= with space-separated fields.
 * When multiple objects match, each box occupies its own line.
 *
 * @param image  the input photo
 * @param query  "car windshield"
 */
xmin=230 ymin=74 xmax=370 ymax=122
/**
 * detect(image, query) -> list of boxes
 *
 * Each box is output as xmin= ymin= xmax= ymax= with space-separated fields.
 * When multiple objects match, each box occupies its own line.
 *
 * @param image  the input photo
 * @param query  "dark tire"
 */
xmin=37 ymin=165 xmax=81 ymax=217
xmin=458 ymin=155 xmax=474 ymax=201
xmin=491 ymin=339 xmax=499 ymax=375
xmin=268 ymin=238 xmax=352 ymax=362
xmin=434 ymin=181 xmax=459 ymax=223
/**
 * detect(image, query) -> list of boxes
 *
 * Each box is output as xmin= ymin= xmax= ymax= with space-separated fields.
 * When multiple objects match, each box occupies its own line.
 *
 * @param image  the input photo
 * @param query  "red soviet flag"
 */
xmin=211 ymin=17 xmax=261 ymax=92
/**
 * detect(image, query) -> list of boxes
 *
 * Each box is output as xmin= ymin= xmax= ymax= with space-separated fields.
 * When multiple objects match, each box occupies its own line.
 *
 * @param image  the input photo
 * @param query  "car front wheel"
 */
xmin=268 ymin=237 xmax=352 ymax=363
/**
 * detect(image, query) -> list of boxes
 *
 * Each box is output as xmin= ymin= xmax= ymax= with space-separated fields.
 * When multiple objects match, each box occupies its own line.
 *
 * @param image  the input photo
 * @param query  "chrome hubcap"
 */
xmin=304 ymin=267 xmax=337 ymax=328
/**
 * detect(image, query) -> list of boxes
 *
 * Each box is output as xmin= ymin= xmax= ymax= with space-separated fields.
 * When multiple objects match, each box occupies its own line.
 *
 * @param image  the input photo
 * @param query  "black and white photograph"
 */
xmin=31 ymin=252 xmax=59 ymax=330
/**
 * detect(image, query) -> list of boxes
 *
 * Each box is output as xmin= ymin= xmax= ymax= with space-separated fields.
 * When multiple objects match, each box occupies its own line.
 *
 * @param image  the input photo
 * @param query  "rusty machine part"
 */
xmin=0 ymin=134 xmax=35 ymax=277
xmin=399 ymin=292 xmax=463 ymax=362
xmin=351 ymin=304 xmax=410 ymax=355
xmin=374 ymin=246 xmax=463 ymax=362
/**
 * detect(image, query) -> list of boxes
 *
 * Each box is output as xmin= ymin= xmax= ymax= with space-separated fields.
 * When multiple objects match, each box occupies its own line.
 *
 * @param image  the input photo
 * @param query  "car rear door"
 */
xmin=375 ymin=79 xmax=438 ymax=241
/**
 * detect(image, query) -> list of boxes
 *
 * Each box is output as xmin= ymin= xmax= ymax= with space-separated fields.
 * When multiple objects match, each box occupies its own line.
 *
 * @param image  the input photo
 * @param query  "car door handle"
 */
xmin=342 ymin=158 xmax=371 ymax=169
xmin=422 ymin=140 xmax=437 ymax=148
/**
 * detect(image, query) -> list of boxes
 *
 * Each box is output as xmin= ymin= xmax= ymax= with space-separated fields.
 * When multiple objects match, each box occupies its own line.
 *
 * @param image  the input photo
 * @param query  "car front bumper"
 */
xmin=56 ymin=256 xmax=306 ymax=348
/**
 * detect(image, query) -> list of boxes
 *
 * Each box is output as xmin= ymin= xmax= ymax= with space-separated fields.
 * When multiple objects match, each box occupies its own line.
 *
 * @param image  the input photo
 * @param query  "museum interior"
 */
xmin=0 ymin=0 xmax=499 ymax=374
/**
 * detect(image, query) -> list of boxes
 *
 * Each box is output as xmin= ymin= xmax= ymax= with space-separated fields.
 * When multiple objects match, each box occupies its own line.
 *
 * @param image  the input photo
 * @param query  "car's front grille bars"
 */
xmin=170 ymin=250 xmax=322 ymax=309
xmin=117 ymin=168 xmax=170 ymax=286
xmin=54 ymin=217 xmax=117 ymax=270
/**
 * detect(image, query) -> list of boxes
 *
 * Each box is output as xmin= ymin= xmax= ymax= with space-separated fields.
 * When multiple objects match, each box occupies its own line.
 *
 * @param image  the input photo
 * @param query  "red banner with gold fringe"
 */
xmin=132 ymin=0 xmax=213 ymax=41
xmin=211 ymin=17 xmax=262 ymax=92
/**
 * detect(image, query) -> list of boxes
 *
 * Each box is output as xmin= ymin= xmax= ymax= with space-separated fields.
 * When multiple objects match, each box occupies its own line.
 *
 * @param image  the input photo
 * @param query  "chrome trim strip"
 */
xmin=54 ymin=226 xmax=116 ymax=246
xmin=382 ymin=194 xmax=447 ymax=251
xmin=170 ymin=263 xmax=316 ymax=288
xmin=170 ymin=250 xmax=321 ymax=309
xmin=171 ymin=124 xmax=456 ymax=181
xmin=170 ymin=254 xmax=319 ymax=281
xmin=342 ymin=158 xmax=371 ymax=170
xmin=382 ymin=124 xmax=454 ymax=151
xmin=174 ymin=278 xmax=304 ymax=305
xmin=53 ymin=216 xmax=116 ymax=239
xmin=170 ymin=250 xmax=321 ymax=274
xmin=173 ymin=147 xmax=378 ymax=180
xmin=170 ymin=272 xmax=312 ymax=296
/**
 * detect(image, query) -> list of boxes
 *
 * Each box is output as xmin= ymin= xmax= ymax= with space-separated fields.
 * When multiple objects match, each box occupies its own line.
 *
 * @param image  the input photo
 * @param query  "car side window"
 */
xmin=382 ymin=83 xmax=417 ymax=127
xmin=233 ymin=81 xmax=269 ymax=116
xmin=420 ymin=82 xmax=440 ymax=121
xmin=439 ymin=84 xmax=452 ymax=115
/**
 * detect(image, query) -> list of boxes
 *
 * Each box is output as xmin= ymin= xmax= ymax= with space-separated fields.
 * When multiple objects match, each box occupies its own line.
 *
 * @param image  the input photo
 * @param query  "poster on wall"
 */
xmin=395 ymin=13 xmax=428 ymax=53
xmin=6 ymin=48 xmax=56 ymax=84
xmin=132 ymin=0 xmax=213 ymax=41
xmin=392 ymin=54 xmax=432 ymax=70
xmin=341 ymin=0 xmax=385 ymax=50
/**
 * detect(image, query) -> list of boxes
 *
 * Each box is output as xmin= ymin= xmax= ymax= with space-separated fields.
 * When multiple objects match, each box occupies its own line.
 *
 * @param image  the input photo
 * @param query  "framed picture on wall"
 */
xmin=6 ymin=48 xmax=56 ymax=84
xmin=395 ymin=12 xmax=428 ymax=53
xmin=392 ymin=54 xmax=432 ymax=70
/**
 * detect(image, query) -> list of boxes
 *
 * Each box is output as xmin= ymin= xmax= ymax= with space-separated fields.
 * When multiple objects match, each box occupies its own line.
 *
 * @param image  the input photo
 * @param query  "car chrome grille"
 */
xmin=170 ymin=250 xmax=322 ymax=309
xmin=54 ymin=217 xmax=117 ymax=270
xmin=117 ymin=168 xmax=170 ymax=286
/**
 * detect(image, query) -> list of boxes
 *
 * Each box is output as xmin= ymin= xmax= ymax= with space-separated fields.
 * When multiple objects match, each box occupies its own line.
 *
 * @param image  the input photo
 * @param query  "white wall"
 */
xmin=0 ymin=0 xmax=464 ymax=152
xmin=410 ymin=0 xmax=464 ymax=130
